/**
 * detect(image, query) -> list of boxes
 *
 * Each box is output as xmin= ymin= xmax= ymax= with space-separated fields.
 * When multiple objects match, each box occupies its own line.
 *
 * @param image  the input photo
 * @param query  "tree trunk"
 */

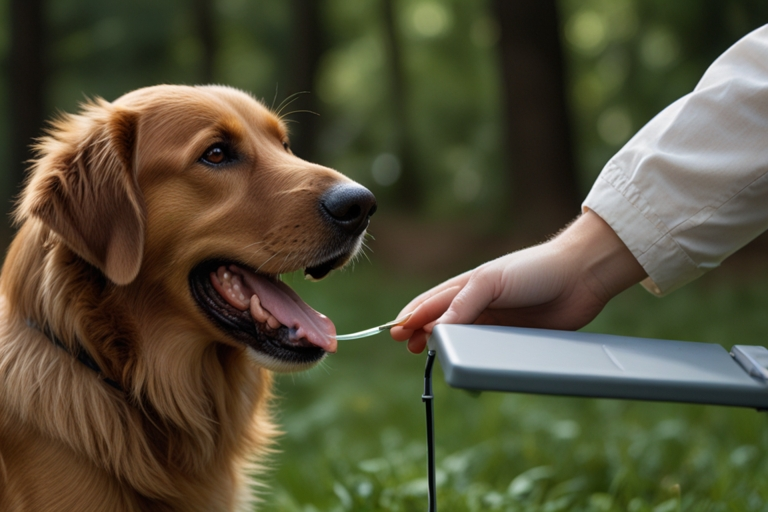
xmin=287 ymin=0 xmax=324 ymax=162
xmin=9 ymin=0 xmax=46 ymax=201
xmin=493 ymin=0 xmax=580 ymax=244
xmin=194 ymin=0 xmax=217 ymax=84
xmin=381 ymin=0 xmax=423 ymax=211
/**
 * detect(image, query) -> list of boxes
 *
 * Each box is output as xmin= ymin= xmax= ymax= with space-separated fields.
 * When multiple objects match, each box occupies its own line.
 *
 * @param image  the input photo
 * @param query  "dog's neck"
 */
xmin=2 ymin=222 xmax=128 ymax=383
xmin=25 ymin=317 xmax=123 ymax=390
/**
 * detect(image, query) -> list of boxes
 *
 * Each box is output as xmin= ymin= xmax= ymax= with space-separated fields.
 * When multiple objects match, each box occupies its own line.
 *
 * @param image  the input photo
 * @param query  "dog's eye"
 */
xmin=200 ymin=143 xmax=232 ymax=166
xmin=282 ymin=140 xmax=290 ymax=152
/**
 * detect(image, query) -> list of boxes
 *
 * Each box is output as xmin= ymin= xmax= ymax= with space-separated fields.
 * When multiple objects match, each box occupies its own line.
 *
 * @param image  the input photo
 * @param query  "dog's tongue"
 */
xmin=247 ymin=273 xmax=338 ymax=351
xmin=211 ymin=265 xmax=337 ymax=352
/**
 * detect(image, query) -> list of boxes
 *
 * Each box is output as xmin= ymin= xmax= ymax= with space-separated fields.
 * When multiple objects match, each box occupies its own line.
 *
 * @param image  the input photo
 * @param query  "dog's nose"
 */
xmin=320 ymin=184 xmax=377 ymax=236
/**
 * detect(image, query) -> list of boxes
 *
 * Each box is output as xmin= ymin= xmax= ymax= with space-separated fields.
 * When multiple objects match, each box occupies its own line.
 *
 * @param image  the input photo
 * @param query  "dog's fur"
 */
xmin=0 ymin=85 xmax=371 ymax=511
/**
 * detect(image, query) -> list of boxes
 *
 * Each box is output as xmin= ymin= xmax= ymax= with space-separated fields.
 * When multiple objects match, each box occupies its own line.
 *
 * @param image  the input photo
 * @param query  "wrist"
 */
xmin=554 ymin=210 xmax=647 ymax=302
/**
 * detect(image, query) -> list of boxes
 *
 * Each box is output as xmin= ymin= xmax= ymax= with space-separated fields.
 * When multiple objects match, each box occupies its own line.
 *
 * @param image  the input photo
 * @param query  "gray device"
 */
xmin=429 ymin=325 xmax=768 ymax=408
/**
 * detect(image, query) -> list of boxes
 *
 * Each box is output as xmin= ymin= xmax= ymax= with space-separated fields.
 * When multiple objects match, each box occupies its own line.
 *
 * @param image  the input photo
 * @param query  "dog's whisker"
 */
xmin=270 ymin=83 xmax=280 ymax=111
xmin=280 ymin=109 xmax=320 ymax=119
xmin=248 ymin=247 xmax=268 ymax=261
xmin=254 ymin=251 xmax=281 ymax=274
xmin=274 ymin=91 xmax=310 ymax=119
xmin=242 ymin=240 xmax=265 ymax=251
xmin=361 ymin=240 xmax=373 ymax=261
xmin=278 ymin=252 xmax=297 ymax=274
xmin=274 ymin=92 xmax=302 ymax=116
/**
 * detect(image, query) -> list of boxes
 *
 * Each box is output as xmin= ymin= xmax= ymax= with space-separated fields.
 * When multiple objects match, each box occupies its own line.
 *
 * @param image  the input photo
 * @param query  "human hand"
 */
xmin=390 ymin=211 xmax=646 ymax=353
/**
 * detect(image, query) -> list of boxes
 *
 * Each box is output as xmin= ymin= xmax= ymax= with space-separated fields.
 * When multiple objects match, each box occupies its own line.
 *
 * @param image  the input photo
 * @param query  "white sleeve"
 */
xmin=583 ymin=24 xmax=768 ymax=296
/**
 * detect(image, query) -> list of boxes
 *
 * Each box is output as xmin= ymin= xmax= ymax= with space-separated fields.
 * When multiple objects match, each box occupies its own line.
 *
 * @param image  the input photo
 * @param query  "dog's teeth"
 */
xmin=250 ymin=295 xmax=268 ymax=322
xmin=267 ymin=316 xmax=280 ymax=329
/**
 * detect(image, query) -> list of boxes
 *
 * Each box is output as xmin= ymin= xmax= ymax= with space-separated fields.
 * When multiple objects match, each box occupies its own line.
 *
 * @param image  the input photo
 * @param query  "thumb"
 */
xmin=436 ymin=272 xmax=494 ymax=326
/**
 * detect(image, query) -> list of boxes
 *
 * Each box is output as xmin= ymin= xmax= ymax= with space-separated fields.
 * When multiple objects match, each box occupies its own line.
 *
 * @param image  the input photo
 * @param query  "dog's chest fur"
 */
xmin=0 ymin=222 xmax=275 ymax=511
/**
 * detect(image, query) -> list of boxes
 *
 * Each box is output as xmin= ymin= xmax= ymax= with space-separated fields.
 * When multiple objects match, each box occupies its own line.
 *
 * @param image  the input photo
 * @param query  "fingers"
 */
xmin=395 ymin=270 xmax=473 ymax=319
xmin=435 ymin=270 xmax=495 ymax=326
xmin=399 ymin=274 xmax=494 ymax=353
xmin=392 ymin=271 xmax=495 ymax=353
xmin=402 ymin=285 xmax=462 ymax=331
xmin=390 ymin=285 xmax=461 ymax=341
xmin=392 ymin=267 xmax=496 ymax=352
xmin=406 ymin=330 xmax=429 ymax=353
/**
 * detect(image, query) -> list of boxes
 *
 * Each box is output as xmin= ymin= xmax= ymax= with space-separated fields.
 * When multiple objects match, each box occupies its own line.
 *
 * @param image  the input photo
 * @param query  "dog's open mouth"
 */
xmin=190 ymin=260 xmax=339 ymax=370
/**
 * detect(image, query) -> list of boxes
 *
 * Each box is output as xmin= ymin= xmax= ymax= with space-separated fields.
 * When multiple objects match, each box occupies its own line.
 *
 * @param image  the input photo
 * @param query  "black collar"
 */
xmin=26 ymin=318 xmax=122 ymax=391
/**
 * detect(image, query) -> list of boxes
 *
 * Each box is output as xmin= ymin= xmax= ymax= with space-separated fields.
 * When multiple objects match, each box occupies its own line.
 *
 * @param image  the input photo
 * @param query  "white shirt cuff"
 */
xmin=583 ymin=162 xmax=706 ymax=296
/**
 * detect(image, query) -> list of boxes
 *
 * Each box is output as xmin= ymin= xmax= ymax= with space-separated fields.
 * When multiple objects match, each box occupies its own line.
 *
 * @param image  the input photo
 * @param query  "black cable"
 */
xmin=423 ymin=349 xmax=437 ymax=512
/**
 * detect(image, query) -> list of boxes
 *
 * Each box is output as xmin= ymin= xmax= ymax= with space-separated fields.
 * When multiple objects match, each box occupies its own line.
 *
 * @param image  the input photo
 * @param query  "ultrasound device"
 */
xmin=419 ymin=325 xmax=768 ymax=511
xmin=428 ymin=325 xmax=768 ymax=408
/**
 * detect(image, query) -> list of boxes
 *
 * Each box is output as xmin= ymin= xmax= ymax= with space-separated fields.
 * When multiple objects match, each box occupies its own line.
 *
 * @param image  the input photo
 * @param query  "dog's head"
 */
xmin=16 ymin=85 xmax=375 ymax=372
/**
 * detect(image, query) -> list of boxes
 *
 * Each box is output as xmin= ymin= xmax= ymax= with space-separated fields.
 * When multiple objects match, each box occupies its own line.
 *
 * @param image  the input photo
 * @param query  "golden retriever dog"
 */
xmin=0 ymin=85 xmax=376 ymax=511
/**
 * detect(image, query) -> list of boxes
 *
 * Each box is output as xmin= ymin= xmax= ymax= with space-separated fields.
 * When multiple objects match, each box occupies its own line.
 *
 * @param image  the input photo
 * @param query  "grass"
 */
xmin=260 ymin=262 xmax=768 ymax=511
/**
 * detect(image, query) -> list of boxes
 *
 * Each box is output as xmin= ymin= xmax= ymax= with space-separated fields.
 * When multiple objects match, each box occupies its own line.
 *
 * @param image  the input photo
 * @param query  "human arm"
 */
xmin=390 ymin=210 xmax=647 ymax=353
xmin=393 ymin=25 xmax=768 ymax=352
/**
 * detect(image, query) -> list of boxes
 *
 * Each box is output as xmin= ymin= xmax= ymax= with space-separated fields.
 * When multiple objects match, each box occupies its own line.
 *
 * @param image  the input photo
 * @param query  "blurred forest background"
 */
xmin=6 ymin=0 xmax=768 ymax=266
xmin=5 ymin=0 xmax=768 ymax=510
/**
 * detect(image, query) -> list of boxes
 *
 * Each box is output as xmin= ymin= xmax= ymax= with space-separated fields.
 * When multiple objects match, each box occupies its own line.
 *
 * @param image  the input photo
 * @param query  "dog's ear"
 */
xmin=16 ymin=99 xmax=145 ymax=285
